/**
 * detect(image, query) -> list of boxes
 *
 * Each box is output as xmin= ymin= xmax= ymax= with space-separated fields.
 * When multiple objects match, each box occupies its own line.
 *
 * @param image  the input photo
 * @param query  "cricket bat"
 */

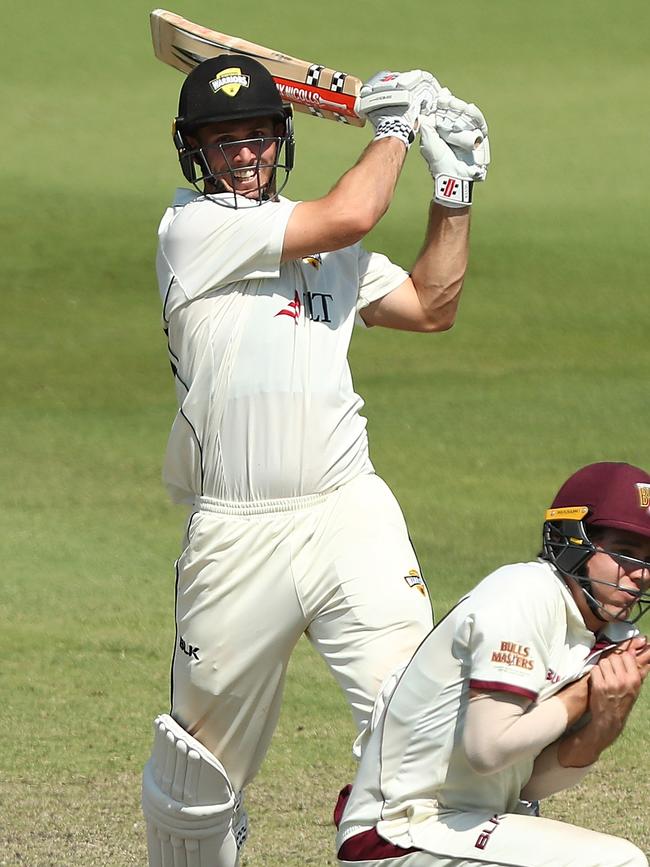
xmin=150 ymin=9 xmax=365 ymax=127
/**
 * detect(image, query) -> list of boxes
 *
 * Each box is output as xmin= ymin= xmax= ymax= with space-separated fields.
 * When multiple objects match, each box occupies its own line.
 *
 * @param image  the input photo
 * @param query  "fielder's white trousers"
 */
xmin=338 ymin=811 xmax=647 ymax=867
xmin=170 ymin=472 xmax=433 ymax=792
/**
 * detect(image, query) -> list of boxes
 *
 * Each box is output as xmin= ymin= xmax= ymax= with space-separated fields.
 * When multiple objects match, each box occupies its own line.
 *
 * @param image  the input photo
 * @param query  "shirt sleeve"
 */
xmin=354 ymin=247 xmax=409 ymax=327
xmin=159 ymin=196 xmax=299 ymax=303
xmin=520 ymin=740 xmax=593 ymax=800
xmin=466 ymin=565 xmax=560 ymax=701
xmin=463 ymin=691 xmax=569 ymax=774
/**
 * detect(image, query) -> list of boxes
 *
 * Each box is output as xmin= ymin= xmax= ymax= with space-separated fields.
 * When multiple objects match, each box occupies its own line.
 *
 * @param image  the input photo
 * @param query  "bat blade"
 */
xmin=150 ymin=9 xmax=365 ymax=127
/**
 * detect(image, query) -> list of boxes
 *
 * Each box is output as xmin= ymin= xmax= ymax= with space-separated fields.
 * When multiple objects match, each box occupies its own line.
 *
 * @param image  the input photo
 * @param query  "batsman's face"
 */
xmin=585 ymin=528 xmax=650 ymax=623
xmin=192 ymin=117 xmax=281 ymax=198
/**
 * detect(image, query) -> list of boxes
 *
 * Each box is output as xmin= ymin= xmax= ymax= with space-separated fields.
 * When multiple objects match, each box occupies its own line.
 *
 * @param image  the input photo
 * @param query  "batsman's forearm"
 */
xmin=281 ymin=137 xmax=406 ymax=261
xmin=409 ymin=203 xmax=471 ymax=331
xmin=326 ymin=137 xmax=407 ymax=238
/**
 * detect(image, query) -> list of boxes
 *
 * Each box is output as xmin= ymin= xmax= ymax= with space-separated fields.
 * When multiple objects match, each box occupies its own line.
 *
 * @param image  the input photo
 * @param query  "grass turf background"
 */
xmin=1 ymin=0 xmax=649 ymax=863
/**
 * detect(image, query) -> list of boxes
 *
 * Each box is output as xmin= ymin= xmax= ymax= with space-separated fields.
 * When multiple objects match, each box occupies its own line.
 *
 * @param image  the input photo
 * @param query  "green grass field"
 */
xmin=2 ymin=0 xmax=649 ymax=863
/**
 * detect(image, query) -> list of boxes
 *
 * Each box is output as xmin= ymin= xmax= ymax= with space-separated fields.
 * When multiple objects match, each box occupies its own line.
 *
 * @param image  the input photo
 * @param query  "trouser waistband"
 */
xmin=197 ymin=487 xmax=337 ymax=516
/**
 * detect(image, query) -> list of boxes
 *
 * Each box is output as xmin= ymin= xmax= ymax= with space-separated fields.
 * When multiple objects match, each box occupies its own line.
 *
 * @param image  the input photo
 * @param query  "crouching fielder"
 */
xmin=336 ymin=462 xmax=650 ymax=867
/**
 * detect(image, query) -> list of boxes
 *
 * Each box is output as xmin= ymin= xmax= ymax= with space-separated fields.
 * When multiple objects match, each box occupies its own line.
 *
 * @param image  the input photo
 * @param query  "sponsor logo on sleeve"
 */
xmin=491 ymin=640 xmax=534 ymax=670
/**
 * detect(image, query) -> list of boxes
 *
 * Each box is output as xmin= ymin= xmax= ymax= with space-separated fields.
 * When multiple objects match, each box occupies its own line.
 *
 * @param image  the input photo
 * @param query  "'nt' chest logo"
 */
xmin=275 ymin=290 xmax=334 ymax=324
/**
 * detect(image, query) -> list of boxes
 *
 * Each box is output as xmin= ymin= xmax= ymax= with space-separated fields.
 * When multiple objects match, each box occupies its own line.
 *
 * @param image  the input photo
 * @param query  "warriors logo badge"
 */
xmin=209 ymin=67 xmax=251 ymax=97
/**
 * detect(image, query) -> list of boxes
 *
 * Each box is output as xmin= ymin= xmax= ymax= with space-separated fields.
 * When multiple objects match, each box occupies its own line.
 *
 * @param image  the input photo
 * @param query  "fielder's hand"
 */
xmin=356 ymin=70 xmax=439 ymax=149
xmin=419 ymin=112 xmax=490 ymax=208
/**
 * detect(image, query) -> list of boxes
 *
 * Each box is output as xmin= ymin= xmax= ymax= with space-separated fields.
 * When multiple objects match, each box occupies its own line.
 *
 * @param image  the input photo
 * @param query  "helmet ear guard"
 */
xmin=173 ymin=119 xmax=194 ymax=184
xmin=173 ymin=118 xmax=210 ymax=185
xmin=542 ymin=509 xmax=595 ymax=578
xmin=282 ymin=106 xmax=295 ymax=171
xmin=263 ymin=105 xmax=295 ymax=198
xmin=542 ymin=508 xmax=604 ymax=621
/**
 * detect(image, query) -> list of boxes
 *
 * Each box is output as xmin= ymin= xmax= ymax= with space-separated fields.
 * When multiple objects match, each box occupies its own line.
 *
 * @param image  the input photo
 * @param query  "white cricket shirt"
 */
xmin=337 ymin=560 xmax=623 ymax=850
xmin=156 ymin=189 xmax=409 ymax=504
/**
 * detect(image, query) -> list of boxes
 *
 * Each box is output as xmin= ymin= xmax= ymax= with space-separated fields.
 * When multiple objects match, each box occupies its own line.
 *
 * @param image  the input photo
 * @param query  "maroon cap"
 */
xmin=549 ymin=462 xmax=650 ymax=538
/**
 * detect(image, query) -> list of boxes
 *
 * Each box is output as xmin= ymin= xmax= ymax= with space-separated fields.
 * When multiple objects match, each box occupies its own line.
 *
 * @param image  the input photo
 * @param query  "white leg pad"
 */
xmin=142 ymin=714 xmax=243 ymax=867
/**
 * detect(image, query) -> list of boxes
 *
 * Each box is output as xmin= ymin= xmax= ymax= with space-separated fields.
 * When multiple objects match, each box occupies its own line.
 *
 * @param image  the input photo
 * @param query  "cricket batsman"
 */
xmin=142 ymin=54 xmax=490 ymax=865
xmin=336 ymin=462 xmax=650 ymax=867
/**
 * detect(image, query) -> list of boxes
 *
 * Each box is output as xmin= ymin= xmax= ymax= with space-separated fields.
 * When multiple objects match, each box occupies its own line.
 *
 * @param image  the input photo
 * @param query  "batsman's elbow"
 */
xmin=408 ymin=262 xmax=466 ymax=332
xmin=422 ymin=310 xmax=457 ymax=333
xmin=336 ymin=202 xmax=386 ymax=246
xmin=419 ymin=286 xmax=464 ymax=332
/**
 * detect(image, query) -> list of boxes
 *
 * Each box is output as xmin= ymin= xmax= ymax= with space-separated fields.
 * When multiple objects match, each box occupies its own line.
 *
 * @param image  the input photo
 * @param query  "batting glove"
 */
xmin=356 ymin=70 xmax=439 ymax=149
xmin=419 ymin=112 xmax=490 ymax=208
xmin=434 ymin=87 xmax=488 ymax=143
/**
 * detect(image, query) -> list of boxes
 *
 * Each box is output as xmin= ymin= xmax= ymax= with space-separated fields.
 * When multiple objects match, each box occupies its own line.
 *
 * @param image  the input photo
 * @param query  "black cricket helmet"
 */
xmin=542 ymin=462 xmax=650 ymax=623
xmin=173 ymin=54 xmax=295 ymax=204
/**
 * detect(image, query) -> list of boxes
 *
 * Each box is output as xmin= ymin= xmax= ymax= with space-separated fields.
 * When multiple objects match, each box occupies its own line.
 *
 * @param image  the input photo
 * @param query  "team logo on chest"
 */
xmin=274 ymin=288 xmax=334 ymax=324
xmin=275 ymin=290 xmax=302 ymax=323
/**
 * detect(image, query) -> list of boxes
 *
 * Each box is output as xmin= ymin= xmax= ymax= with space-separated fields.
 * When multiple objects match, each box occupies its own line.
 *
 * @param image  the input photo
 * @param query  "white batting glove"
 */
xmin=419 ymin=114 xmax=489 ymax=208
xmin=434 ymin=87 xmax=491 ymax=168
xmin=356 ymin=70 xmax=439 ymax=148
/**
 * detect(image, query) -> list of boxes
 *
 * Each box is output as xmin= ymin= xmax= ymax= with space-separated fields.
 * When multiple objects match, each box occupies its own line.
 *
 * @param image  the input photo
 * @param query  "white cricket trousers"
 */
xmin=338 ymin=811 xmax=648 ymax=867
xmin=169 ymin=472 xmax=433 ymax=792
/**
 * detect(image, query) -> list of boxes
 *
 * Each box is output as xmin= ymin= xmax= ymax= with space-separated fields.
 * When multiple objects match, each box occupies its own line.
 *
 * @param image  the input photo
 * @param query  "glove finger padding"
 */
xmin=434 ymin=87 xmax=489 ymax=136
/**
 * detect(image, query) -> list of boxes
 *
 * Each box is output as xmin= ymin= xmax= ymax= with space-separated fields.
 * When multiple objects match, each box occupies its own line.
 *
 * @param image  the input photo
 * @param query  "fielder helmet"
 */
xmin=542 ymin=462 xmax=650 ymax=623
xmin=173 ymin=55 xmax=295 ymax=203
